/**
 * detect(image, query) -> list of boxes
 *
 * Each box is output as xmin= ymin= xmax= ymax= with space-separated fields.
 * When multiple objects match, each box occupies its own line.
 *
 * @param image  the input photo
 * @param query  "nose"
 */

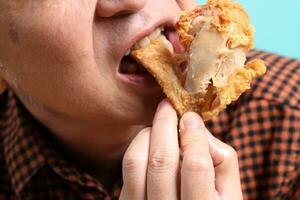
xmin=96 ymin=0 xmax=147 ymax=17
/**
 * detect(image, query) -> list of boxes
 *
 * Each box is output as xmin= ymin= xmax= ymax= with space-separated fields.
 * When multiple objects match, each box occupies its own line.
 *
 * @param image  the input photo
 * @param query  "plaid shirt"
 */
xmin=0 ymin=50 xmax=299 ymax=200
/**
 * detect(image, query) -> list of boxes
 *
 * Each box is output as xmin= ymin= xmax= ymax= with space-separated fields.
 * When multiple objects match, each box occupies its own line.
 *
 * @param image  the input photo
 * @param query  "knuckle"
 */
xmin=123 ymin=154 xmax=147 ymax=172
xmin=183 ymin=154 xmax=212 ymax=173
xmin=222 ymin=145 xmax=239 ymax=166
xmin=155 ymin=105 xmax=177 ymax=124
xmin=225 ymin=146 xmax=238 ymax=160
xmin=155 ymin=115 xmax=177 ymax=125
xmin=122 ymin=127 xmax=150 ymax=172
xmin=149 ymin=150 xmax=178 ymax=171
xmin=180 ymin=131 xmax=206 ymax=149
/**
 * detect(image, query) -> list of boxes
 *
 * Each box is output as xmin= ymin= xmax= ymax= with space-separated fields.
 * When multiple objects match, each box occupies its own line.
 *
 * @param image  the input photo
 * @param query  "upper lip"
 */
xmin=117 ymin=18 xmax=177 ymax=62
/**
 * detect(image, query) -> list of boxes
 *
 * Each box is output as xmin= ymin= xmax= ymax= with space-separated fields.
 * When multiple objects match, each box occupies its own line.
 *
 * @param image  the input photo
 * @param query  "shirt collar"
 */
xmin=1 ymin=89 xmax=46 ymax=195
xmin=0 ymin=89 xmax=122 ymax=197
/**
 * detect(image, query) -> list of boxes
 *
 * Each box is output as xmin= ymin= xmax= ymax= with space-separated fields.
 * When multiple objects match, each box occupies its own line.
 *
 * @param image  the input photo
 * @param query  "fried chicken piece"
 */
xmin=131 ymin=0 xmax=266 ymax=121
xmin=131 ymin=40 xmax=204 ymax=116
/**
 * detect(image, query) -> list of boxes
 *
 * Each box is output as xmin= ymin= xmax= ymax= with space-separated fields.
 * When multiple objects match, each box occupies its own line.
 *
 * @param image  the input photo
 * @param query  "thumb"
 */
xmin=205 ymin=132 xmax=243 ymax=199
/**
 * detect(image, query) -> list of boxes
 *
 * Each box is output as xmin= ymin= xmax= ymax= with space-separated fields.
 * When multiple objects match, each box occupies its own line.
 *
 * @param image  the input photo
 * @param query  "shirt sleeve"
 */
xmin=207 ymin=50 xmax=300 ymax=200
xmin=207 ymin=98 xmax=300 ymax=200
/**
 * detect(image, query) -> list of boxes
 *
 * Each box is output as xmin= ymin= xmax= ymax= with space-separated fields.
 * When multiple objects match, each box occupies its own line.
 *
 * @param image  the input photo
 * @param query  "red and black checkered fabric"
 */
xmin=207 ymin=50 xmax=300 ymax=199
xmin=0 ymin=50 xmax=299 ymax=200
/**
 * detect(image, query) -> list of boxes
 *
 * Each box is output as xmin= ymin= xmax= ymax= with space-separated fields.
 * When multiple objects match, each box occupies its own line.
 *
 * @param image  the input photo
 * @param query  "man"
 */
xmin=0 ymin=0 xmax=299 ymax=199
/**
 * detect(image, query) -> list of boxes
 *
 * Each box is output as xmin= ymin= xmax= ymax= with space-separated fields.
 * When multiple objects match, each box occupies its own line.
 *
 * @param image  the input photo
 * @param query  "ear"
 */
xmin=0 ymin=76 xmax=7 ymax=95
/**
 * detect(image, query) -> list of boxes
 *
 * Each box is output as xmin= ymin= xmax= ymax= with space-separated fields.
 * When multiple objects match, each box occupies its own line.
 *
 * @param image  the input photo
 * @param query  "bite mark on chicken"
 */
xmin=131 ymin=0 xmax=266 ymax=121
xmin=185 ymin=16 xmax=247 ymax=94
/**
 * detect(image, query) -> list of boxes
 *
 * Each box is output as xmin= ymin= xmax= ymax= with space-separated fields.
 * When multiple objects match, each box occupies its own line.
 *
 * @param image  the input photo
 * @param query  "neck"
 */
xmin=16 ymin=90 xmax=147 ymax=189
xmin=45 ymin=115 xmax=144 ymax=163
xmin=43 ymin=115 xmax=145 ymax=189
xmin=29 ymin=105 xmax=145 ymax=173
xmin=56 ymin=123 xmax=142 ymax=161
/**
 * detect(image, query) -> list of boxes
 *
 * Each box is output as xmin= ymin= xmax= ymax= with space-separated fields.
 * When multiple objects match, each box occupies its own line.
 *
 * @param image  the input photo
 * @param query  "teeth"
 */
xmin=130 ymin=26 xmax=173 ymax=53
xmin=132 ymin=27 xmax=163 ymax=50
xmin=132 ymin=36 xmax=151 ymax=50
xmin=139 ymin=37 xmax=151 ymax=48
xmin=148 ymin=28 xmax=161 ymax=40
xmin=159 ymin=35 xmax=174 ymax=53
xmin=158 ymin=34 xmax=167 ymax=41
xmin=125 ymin=49 xmax=131 ymax=56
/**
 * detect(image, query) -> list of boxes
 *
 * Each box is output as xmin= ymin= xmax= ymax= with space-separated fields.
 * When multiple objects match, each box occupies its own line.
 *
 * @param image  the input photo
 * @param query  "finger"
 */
xmin=206 ymin=133 xmax=243 ymax=199
xmin=147 ymin=99 xmax=180 ymax=200
xmin=119 ymin=128 xmax=150 ymax=200
xmin=179 ymin=112 xmax=217 ymax=200
xmin=177 ymin=0 xmax=197 ymax=10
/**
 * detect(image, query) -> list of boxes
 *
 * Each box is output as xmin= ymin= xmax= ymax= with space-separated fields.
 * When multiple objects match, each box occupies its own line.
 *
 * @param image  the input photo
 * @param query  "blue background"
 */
xmin=197 ymin=0 xmax=300 ymax=59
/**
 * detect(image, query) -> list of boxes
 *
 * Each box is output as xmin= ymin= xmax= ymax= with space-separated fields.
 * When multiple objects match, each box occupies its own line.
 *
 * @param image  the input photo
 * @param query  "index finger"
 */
xmin=147 ymin=99 xmax=180 ymax=200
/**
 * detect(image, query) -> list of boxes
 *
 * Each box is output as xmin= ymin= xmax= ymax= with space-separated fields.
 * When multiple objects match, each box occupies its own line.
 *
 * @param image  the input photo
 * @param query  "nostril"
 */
xmin=114 ymin=10 xmax=133 ymax=17
xmin=96 ymin=0 xmax=146 ymax=18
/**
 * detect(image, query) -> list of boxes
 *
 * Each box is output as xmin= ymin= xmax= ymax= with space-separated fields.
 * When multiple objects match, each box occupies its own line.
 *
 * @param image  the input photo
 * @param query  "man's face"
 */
xmin=0 ymin=0 xmax=184 ymax=126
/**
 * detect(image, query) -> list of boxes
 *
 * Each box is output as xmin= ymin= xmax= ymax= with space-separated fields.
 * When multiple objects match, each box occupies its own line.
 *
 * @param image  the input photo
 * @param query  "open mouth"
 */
xmin=118 ymin=26 xmax=174 ymax=77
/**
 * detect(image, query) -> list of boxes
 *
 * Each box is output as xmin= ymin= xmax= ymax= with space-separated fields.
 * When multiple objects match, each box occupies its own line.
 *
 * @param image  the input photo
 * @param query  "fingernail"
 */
xmin=180 ymin=112 xmax=202 ymax=131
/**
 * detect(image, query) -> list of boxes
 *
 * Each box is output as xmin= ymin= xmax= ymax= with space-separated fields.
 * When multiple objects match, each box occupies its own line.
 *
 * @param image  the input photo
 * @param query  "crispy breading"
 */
xmin=200 ymin=59 xmax=266 ymax=120
xmin=176 ymin=0 xmax=254 ymax=50
xmin=131 ymin=0 xmax=266 ymax=120
xmin=131 ymin=40 xmax=191 ymax=116
xmin=131 ymin=40 xmax=266 ymax=120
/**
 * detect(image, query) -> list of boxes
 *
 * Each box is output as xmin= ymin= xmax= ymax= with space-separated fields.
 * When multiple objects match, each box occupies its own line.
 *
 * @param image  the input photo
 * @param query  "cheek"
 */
xmin=13 ymin=9 xmax=93 ymax=91
xmin=0 ymin=1 xmax=165 ymax=125
xmin=1 ymin=2 xmax=117 ymax=117
xmin=4 ymin=2 xmax=95 ymax=77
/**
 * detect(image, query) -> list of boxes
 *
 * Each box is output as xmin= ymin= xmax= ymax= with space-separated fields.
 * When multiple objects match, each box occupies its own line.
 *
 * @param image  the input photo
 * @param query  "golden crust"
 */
xmin=200 ymin=59 xmax=266 ymax=120
xmin=131 ymin=40 xmax=207 ymax=117
xmin=131 ymin=40 xmax=266 ymax=120
xmin=131 ymin=40 xmax=191 ymax=116
xmin=176 ymin=0 xmax=254 ymax=50
xmin=131 ymin=0 xmax=266 ymax=121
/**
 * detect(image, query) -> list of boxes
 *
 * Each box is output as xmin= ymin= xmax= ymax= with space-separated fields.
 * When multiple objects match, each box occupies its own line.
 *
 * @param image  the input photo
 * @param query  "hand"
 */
xmin=119 ymin=100 xmax=243 ymax=199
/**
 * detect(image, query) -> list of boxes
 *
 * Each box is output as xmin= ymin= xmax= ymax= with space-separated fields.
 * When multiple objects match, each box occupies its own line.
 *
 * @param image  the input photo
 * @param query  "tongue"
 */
xmin=166 ymin=30 xmax=185 ymax=53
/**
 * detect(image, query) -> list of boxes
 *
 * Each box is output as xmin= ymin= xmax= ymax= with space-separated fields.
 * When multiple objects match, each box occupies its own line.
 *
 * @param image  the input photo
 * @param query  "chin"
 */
xmin=130 ymin=113 xmax=155 ymax=126
xmin=121 ymin=93 xmax=164 ymax=125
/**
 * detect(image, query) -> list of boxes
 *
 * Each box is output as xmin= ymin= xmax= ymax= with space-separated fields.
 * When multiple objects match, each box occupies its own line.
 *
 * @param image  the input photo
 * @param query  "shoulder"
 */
xmin=207 ymin=49 xmax=300 ymax=139
xmin=207 ymin=50 xmax=300 ymax=199
xmin=246 ymin=50 xmax=300 ymax=110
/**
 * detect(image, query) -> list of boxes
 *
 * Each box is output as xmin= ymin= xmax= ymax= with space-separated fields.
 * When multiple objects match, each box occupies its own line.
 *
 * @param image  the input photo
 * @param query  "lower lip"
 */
xmin=116 ymin=71 xmax=161 ymax=91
